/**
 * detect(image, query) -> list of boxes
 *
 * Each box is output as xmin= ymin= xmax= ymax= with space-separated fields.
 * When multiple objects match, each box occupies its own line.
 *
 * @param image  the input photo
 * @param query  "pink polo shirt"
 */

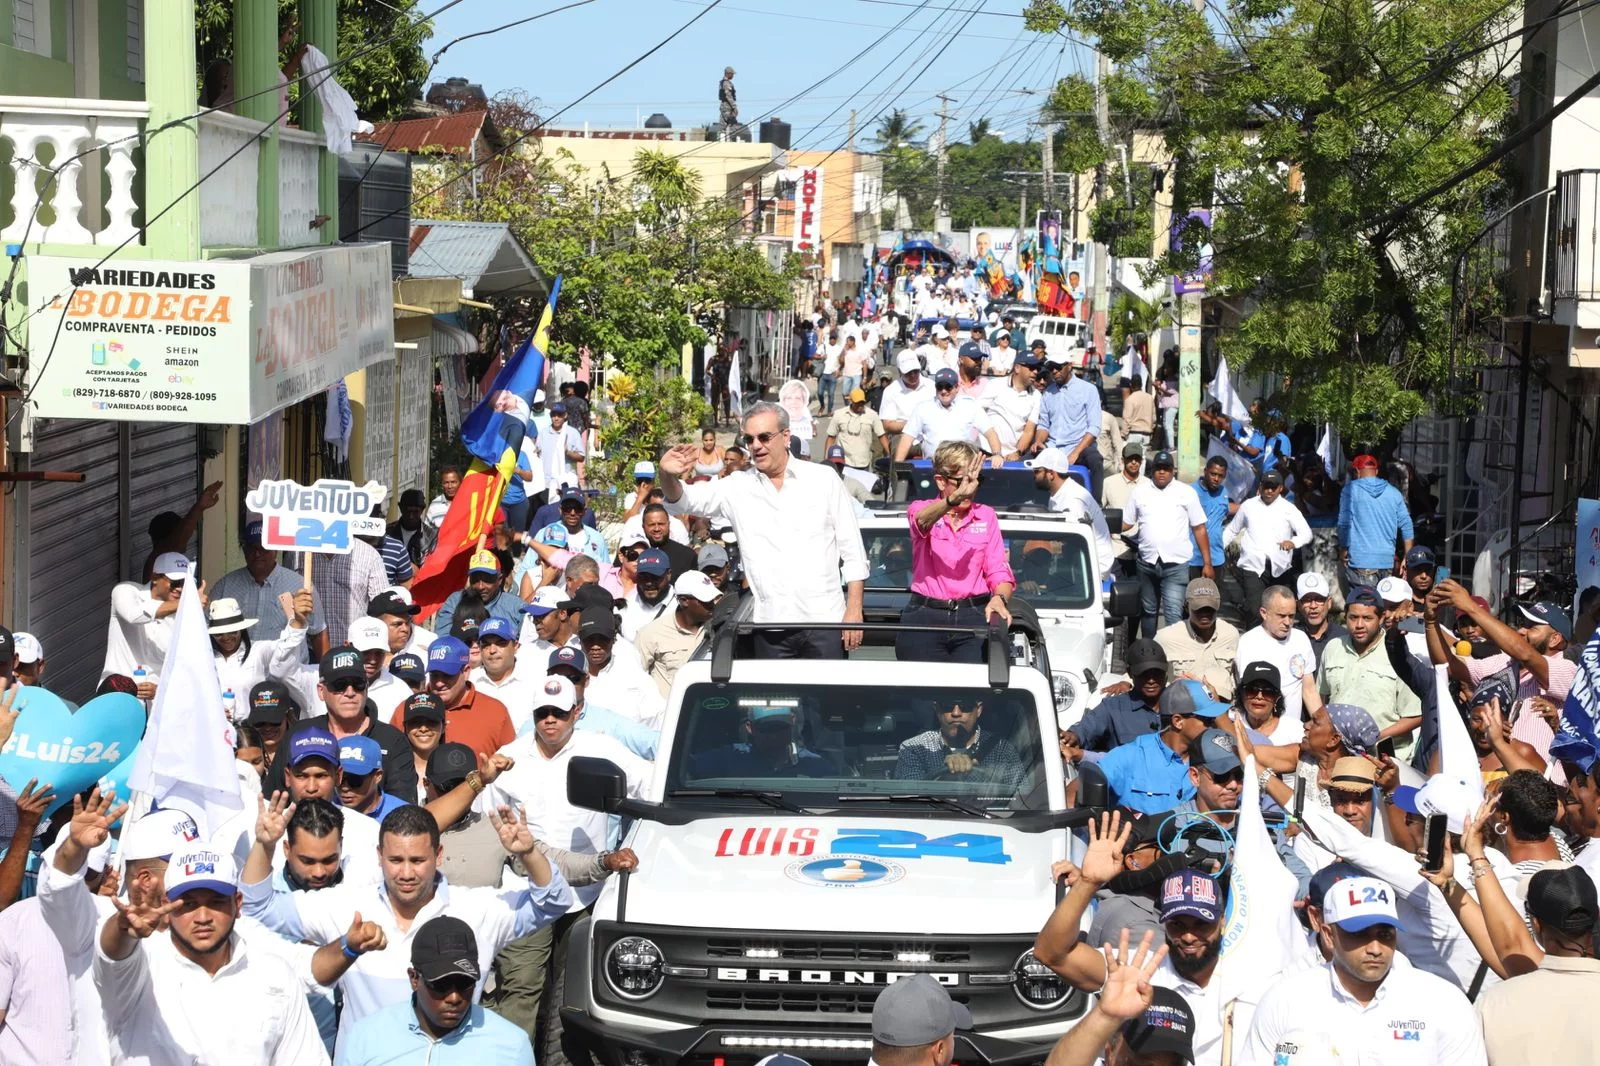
xmin=906 ymin=500 xmax=1015 ymax=600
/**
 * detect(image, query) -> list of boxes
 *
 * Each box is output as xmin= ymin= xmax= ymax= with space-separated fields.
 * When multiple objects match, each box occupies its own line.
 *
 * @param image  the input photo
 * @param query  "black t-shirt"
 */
xmin=1296 ymin=620 xmax=1348 ymax=663
xmin=652 ymin=536 xmax=700 ymax=580
xmin=264 ymin=707 xmax=417 ymax=802
xmin=562 ymin=396 xmax=591 ymax=433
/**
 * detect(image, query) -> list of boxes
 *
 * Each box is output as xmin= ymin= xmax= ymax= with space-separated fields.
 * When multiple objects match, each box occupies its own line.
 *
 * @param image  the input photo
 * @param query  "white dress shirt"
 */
xmin=878 ymin=377 xmax=935 ymax=425
xmin=985 ymin=385 xmax=1040 ymax=451
xmin=365 ymin=672 xmax=415 ymax=724
xmin=668 ymin=458 xmax=869 ymax=625
xmin=94 ymin=930 xmax=329 ymax=1066
xmin=242 ymin=868 xmax=573 ymax=1047
xmin=1151 ymin=960 xmax=1232 ymax=1066
xmin=1235 ymin=626 xmax=1318 ymax=722
xmin=586 ymin=648 xmax=667 ymax=731
xmin=102 ymin=582 xmax=174 ymax=681
xmin=1124 ymin=479 xmax=1208 ymax=565
xmin=470 ymin=665 xmax=539 ymax=734
xmin=214 ymin=639 xmax=285 ymax=718
xmin=1241 ymin=955 xmax=1486 ymax=1066
xmin=1049 ymin=478 xmax=1116 ymax=573
xmin=904 ymin=396 xmax=992 ymax=452
xmin=489 ymin=730 xmax=652 ymax=907
xmin=1225 ymin=496 xmax=1313 ymax=577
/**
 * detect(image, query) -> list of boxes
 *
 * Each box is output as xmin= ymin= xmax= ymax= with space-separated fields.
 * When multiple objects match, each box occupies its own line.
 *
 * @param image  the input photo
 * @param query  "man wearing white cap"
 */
xmin=1242 ymin=874 xmax=1484 ymax=1066
xmin=96 ymin=842 xmax=358 ymax=1065
xmin=636 ymin=571 xmax=723 ymax=697
xmin=917 ymin=325 xmax=959 ymax=376
xmin=878 ymin=350 xmax=934 ymax=436
xmin=13 ymin=631 xmax=77 ymax=710
xmin=1294 ymin=573 xmax=1347 ymax=662
xmin=101 ymin=550 xmax=194 ymax=685
xmin=1025 ymin=447 xmax=1116 ymax=572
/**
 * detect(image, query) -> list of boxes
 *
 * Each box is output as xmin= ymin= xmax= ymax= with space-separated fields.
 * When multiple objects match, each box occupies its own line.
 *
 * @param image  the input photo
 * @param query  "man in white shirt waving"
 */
xmin=1122 ymin=450 xmax=1213 ymax=638
xmin=659 ymin=401 xmax=869 ymax=658
xmin=1223 ymin=469 xmax=1312 ymax=620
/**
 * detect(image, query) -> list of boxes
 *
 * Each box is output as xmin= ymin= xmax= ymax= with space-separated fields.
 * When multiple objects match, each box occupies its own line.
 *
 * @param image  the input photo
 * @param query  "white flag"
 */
xmin=1434 ymin=665 xmax=1481 ymax=784
xmin=1316 ymin=422 xmax=1345 ymax=479
xmin=728 ymin=352 xmax=743 ymax=419
xmin=1208 ymin=353 xmax=1250 ymax=422
xmin=1212 ymin=754 xmax=1303 ymax=1052
xmin=128 ymin=579 xmax=242 ymax=836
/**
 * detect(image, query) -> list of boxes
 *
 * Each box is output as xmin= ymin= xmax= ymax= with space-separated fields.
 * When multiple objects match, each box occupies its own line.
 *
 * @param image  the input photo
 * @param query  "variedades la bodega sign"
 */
xmin=246 ymin=479 xmax=389 ymax=554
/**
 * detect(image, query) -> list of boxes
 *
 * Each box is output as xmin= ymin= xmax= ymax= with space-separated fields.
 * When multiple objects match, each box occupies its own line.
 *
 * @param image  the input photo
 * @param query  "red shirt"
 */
xmin=906 ymin=500 xmax=1015 ymax=600
xmin=390 ymin=683 xmax=515 ymax=759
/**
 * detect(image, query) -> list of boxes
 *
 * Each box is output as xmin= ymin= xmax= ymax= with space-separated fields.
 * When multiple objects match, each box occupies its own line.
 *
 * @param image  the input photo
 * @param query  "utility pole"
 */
xmin=934 ymin=93 xmax=955 ymax=233
xmin=1091 ymin=47 xmax=1111 ymax=361
xmin=1175 ymin=0 xmax=1207 ymax=480
xmin=1041 ymin=122 xmax=1055 ymax=208
xmin=847 ymin=109 xmax=857 ymax=153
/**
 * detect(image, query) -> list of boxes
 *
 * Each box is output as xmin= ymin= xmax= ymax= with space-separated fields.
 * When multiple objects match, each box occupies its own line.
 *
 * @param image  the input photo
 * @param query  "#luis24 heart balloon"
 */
xmin=0 ymin=689 xmax=146 ymax=819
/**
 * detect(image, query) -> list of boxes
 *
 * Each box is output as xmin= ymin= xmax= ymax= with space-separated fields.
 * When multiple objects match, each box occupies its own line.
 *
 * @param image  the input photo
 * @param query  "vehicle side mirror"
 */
xmin=1106 ymin=579 xmax=1140 ymax=620
xmin=1102 ymin=507 xmax=1122 ymax=531
xmin=568 ymin=756 xmax=627 ymax=813
xmin=1076 ymin=761 xmax=1110 ymax=809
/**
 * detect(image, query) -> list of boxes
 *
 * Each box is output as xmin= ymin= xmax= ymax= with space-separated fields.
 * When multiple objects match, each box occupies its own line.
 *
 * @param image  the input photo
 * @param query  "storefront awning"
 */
xmin=24 ymin=243 xmax=396 ymax=425
xmin=431 ymin=319 xmax=478 ymax=356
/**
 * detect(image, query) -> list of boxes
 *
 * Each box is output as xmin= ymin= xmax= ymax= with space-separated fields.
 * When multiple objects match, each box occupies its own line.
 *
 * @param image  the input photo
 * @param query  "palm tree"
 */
xmin=967 ymin=118 xmax=992 ymax=144
xmin=873 ymin=109 xmax=925 ymax=151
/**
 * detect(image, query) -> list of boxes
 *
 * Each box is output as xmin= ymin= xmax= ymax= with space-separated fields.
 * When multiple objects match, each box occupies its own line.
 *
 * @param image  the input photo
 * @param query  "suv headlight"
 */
xmin=605 ymin=936 xmax=666 ymax=1000
xmin=1052 ymin=671 xmax=1079 ymax=712
xmin=1014 ymin=949 xmax=1072 ymax=1010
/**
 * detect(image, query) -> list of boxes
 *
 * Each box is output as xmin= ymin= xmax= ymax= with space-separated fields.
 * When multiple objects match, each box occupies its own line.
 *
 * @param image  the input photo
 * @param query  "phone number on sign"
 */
xmin=148 ymin=390 xmax=218 ymax=402
xmin=72 ymin=387 xmax=142 ymax=399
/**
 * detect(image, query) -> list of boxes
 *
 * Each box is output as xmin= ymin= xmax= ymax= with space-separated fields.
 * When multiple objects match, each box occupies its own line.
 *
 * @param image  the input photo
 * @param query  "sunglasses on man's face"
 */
xmin=535 ymin=706 xmax=574 ymax=721
xmin=422 ymin=974 xmax=476 ymax=998
xmin=328 ymin=679 xmax=367 ymax=694
xmin=1205 ymin=768 xmax=1246 ymax=786
xmin=560 ymin=503 xmax=584 ymax=513
xmin=741 ymin=429 xmax=786 ymax=446
xmin=936 ymin=384 xmax=955 ymax=393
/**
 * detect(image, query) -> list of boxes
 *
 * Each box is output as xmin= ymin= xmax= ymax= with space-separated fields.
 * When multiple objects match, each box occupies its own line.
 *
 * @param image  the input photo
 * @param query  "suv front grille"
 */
xmin=705 ymin=987 xmax=886 ymax=1014
xmin=705 ymin=937 xmax=972 ymax=964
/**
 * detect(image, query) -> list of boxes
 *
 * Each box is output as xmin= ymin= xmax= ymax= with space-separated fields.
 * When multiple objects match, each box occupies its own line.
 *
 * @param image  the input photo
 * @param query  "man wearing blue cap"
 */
xmin=689 ymin=704 xmax=837 ymax=778
xmin=1244 ymin=874 xmax=1482 ymax=1066
xmin=1095 ymin=680 xmax=1228 ymax=814
xmin=469 ymin=617 xmax=536 ymax=733
xmin=985 ymin=352 xmax=1042 ymax=460
xmin=620 ymin=548 xmax=676 ymax=642
xmin=531 ymin=487 xmax=609 ymax=562
xmin=893 ymin=367 xmax=1004 ymax=464
xmin=387 ymin=636 xmax=515 ymax=760
xmin=338 ymin=735 xmax=410 ymax=820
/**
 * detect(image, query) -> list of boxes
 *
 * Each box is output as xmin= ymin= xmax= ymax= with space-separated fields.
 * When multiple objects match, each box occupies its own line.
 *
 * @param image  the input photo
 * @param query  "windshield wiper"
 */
xmin=668 ymin=788 xmax=806 ymax=813
xmin=836 ymin=794 xmax=996 ymax=819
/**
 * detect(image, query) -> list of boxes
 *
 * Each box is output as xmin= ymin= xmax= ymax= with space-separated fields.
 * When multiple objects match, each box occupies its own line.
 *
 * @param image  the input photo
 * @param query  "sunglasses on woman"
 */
xmin=620 ymin=548 xmax=643 ymax=561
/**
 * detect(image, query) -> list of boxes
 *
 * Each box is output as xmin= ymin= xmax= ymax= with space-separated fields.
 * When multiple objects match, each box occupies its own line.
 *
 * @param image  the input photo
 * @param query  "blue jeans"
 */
xmin=1343 ymin=564 xmax=1389 ymax=595
xmin=1137 ymin=559 xmax=1188 ymax=638
xmin=817 ymin=373 xmax=836 ymax=413
xmin=840 ymin=374 xmax=861 ymax=400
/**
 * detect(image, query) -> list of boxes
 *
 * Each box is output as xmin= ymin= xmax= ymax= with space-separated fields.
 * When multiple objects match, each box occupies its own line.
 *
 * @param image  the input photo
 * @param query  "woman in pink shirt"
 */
xmin=897 ymin=441 xmax=1016 ymax=662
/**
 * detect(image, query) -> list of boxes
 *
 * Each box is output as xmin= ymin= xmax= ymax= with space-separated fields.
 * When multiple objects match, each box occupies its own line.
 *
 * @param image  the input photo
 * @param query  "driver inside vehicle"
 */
xmin=1016 ymin=546 xmax=1056 ymax=598
xmin=688 ymin=706 xmax=839 ymax=779
xmin=893 ymin=697 xmax=1026 ymax=792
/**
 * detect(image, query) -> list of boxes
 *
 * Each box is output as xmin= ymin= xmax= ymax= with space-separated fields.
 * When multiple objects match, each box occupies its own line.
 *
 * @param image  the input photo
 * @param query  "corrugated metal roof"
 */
xmin=408 ymin=219 xmax=542 ymax=297
xmin=357 ymin=110 xmax=491 ymax=155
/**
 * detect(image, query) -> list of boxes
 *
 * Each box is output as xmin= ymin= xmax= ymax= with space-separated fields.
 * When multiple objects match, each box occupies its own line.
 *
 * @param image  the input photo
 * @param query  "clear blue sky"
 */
xmin=419 ymin=0 xmax=1090 ymax=149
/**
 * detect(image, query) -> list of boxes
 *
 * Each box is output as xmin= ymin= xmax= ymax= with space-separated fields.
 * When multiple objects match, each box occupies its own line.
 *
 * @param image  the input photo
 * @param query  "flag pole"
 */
xmin=303 ymin=551 xmax=313 ymax=590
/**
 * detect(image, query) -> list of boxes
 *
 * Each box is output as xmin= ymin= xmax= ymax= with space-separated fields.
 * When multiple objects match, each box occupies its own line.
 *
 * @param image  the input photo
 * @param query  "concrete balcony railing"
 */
xmin=197 ymin=113 xmax=324 ymax=249
xmin=0 ymin=96 xmax=147 ymax=247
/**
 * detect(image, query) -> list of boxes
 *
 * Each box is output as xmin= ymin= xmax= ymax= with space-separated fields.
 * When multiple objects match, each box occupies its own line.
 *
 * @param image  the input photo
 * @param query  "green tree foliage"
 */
xmin=1025 ymin=0 xmax=1514 ymax=438
xmin=417 ymin=144 xmax=793 ymax=479
xmin=197 ymin=0 xmax=430 ymax=121
xmin=879 ymin=130 xmax=1046 ymax=230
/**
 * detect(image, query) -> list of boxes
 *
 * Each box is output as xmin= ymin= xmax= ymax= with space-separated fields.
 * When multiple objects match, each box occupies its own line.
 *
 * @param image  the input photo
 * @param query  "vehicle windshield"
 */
xmin=901 ymin=464 xmax=1048 ymax=509
xmin=666 ymin=684 xmax=1051 ymax=812
xmin=862 ymin=524 xmax=1096 ymax=611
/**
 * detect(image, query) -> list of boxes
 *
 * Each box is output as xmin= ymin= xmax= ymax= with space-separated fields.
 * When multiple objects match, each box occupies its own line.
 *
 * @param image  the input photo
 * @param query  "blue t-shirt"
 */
xmin=1190 ymin=481 xmax=1231 ymax=567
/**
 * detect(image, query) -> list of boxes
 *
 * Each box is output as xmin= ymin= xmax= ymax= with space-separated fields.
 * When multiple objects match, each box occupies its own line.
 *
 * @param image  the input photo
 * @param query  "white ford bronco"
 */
xmin=560 ymin=616 xmax=1106 ymax=1066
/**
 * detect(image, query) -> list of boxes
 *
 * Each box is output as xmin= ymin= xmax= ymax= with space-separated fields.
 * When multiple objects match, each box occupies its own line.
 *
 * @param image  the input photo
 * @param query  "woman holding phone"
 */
xmin=897 ymin=441 xmax=1015 ymax=662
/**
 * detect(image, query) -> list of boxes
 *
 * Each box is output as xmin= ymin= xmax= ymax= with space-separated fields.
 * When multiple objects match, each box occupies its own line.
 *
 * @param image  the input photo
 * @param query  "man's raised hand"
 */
xmin=69 ymin=788 xmax=129 ymax=851
xmin=255 ymin=791 xmax=297 ymax=848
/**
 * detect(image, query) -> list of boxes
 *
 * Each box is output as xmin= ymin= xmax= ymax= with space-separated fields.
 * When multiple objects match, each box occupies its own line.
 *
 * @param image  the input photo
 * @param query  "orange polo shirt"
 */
xmin=390 ymin=683 xmax=515 ymax=760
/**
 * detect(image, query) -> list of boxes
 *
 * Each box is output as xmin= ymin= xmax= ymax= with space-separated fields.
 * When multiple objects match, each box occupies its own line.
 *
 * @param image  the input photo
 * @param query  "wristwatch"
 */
xmin=465 ymin=770 xmax=485 ymax=795
xmin=1258 ymin=768 xmax=1274 ymax=790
